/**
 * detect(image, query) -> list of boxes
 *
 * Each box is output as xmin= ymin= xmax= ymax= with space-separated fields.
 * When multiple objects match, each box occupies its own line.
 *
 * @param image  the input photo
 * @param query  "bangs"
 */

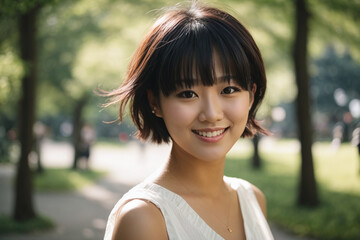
xmin=155 ymin=18 xmax=253 ymax=96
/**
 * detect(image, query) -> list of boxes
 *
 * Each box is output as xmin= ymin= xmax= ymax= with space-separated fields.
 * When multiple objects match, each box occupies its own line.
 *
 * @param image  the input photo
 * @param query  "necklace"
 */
xmin=169 ymin=172 xmax=233 ymax=233
xmin=225 ymin=195 xmax=233 ymax=233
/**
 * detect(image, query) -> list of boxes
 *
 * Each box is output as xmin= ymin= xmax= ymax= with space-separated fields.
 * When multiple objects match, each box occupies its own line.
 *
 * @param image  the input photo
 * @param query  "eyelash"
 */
xmin=176 ymin=86 xmax=241 ymax=99
xmin=221 ymin=86 xmax=241 ymax=94
xmin=176 ymin=91 xmax=197 ymax=99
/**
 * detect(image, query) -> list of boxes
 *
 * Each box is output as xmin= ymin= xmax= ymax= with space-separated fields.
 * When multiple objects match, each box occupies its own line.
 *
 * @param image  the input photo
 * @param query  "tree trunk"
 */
xmin=252 ymin=134 xmax=261 ymax=169
xmin=13 ymin=6 xmax=39 ymax=221
xmin=293 ymin=0 xmax=319 ymax=207
xmin=72 ymin=96 xmax=88 ymax=170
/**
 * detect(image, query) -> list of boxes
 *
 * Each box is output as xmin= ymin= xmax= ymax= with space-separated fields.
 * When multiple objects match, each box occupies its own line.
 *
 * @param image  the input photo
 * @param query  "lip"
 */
xmin=192 ymin=127 xmax=229 ymax=143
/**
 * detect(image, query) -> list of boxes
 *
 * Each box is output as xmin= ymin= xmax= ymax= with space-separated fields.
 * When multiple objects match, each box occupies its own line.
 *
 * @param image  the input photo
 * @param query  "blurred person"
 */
xmin=103 ymin=1 xmax=273 ymax=239
xmin=33 ymin=121 xmax=47 ymax=172
xmin=331 ymin=122 xmax=344 ymax=151
xmin=79 ymin=123 xmax=96 ymax=170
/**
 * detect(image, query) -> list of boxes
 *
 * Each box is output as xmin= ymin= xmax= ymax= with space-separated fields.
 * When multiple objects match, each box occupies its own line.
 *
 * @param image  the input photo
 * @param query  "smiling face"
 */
xmin=152 ymin=54 xmax=254 ymax=162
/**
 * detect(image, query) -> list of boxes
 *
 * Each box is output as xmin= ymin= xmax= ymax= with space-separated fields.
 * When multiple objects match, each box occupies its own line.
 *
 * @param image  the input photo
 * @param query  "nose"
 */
xmin=198 ymin=94 xmax=224 ymax=123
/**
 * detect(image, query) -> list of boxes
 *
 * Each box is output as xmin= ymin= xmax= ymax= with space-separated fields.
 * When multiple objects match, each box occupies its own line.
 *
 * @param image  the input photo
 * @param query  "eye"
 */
xmin=221 ymin=86 xmax=241 ymax=95
xmin=176 ymin=90 xmax=198 ymax=99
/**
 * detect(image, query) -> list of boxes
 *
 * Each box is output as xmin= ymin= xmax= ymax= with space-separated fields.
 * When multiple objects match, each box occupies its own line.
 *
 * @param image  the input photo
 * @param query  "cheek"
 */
xmin=161 ymin=101 xmax=196 ymax=127
xmin=224 ymin=98 xmax=250 ymax=123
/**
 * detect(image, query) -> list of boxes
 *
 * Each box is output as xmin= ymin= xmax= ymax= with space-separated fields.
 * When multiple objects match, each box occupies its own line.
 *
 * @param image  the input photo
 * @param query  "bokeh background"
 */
xmin=0 ymin=0 xmax=359 ymax=239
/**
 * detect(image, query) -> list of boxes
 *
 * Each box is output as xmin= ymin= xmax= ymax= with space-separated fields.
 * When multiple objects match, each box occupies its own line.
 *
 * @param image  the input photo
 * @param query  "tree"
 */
xmin=0 ymin=0 xmax=59 ymax=221
xmin=237 ymin=0 xmax=359 ymax=207
xmin=14 ymin=4 xmax=40 ymax=221
xmin=252 ymin=135 xmax=261 ymax=169
xmin=293 ymin=0 xmax=360 ymax=208
xmin=293 ymin=0 xmax=319 ymax=207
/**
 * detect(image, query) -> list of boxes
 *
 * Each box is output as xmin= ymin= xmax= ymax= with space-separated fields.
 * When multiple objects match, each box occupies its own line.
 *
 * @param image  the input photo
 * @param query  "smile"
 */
xmin=192 ymin=127 xmax=229 ymax=141
xmin=194 ymin=129 xmax=225 ymax=137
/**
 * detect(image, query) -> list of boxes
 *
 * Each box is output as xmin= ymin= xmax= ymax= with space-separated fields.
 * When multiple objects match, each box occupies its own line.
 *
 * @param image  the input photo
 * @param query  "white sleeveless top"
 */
xmin=104 ymin=176 xmax=274 ymax=240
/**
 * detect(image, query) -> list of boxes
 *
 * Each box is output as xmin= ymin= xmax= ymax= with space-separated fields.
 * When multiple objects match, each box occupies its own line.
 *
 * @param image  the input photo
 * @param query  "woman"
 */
xmin=104 ymin=1 xmax=273 ymax=239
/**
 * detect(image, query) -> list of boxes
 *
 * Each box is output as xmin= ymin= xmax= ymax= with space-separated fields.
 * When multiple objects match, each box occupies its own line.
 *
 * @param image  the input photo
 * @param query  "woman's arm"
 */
xmin=112 ymin=199 xmax=168 ymax=240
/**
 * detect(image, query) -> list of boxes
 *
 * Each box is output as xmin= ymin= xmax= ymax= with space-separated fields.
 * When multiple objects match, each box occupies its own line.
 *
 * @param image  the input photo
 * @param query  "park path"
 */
xmin=0 ymin=139 xmax=309 ymax=240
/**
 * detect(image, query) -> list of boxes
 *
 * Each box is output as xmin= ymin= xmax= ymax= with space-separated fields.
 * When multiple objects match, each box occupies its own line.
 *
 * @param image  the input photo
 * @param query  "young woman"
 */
xmin=104 ymin=1 xmax=273 ymax=239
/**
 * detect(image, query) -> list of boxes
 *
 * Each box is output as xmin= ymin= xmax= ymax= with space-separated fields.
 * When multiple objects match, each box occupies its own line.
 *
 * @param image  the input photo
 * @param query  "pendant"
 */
xmin=227 ymin=226 xmax=233 ymax=233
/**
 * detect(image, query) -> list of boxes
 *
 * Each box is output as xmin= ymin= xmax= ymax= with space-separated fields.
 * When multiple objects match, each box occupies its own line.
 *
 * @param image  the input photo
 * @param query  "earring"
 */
xmin=151 ymin=109 xmax=155 ymax=114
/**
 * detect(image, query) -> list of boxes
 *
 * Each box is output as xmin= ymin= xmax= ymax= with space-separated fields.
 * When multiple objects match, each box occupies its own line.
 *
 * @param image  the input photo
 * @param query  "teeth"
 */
xmin=196 ymin=129 xmax=225 ymax=137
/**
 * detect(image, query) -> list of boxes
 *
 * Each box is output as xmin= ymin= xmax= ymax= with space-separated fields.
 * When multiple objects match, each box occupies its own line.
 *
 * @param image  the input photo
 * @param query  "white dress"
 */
xmin=104 ymin=176 xmax=274 ymax=240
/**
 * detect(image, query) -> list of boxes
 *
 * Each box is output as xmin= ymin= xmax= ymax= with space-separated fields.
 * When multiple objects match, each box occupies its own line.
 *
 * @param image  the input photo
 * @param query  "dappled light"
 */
xmin=1 ymin=0 xmax=359 ymax=239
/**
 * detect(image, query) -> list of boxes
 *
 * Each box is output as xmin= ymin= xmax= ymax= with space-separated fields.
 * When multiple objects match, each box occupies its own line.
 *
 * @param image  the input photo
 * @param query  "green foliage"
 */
xmin=0 ymin=0 xmax=59 ymax=47
xmin=225 ymin=140 xmax=360 ymax=239
xmin=34 ymin=168 xmax=105 ymax=192
xmin=0 ymin=48 xmax=22 ymax=114
xmin=0 ymin=0 xmax=56 ymax=15
xmin=311 ymin=0 xmax=360 ymax=61
xmin=0 ymin=215 xmax=54 ymax=234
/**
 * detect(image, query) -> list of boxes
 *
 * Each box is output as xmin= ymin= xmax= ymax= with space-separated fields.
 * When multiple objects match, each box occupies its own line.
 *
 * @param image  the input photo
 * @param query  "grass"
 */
xmin=225 ymin=139 xmax=360 ymax=240
xmin=0 ymin=215 xmax=55 ymax=235
xmin=34 ymin=168 xmax=106 ymax=192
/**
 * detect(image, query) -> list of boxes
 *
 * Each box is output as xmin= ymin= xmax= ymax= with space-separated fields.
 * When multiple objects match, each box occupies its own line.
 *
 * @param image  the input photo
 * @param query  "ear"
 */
xmin=249 ymin=84 xmax=257 ymax=110
xmin=147 ymin=90 xmax=163 ymax=118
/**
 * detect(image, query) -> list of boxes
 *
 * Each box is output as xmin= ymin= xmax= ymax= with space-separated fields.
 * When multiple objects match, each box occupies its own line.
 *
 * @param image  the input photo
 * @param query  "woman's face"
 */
xmin=155 ymin=54 xmax=254 ymax=162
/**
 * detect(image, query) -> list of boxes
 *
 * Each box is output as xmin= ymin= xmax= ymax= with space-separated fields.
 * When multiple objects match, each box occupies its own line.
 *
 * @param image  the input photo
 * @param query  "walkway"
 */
xmin=0 ymin=139 xmax=310 ymax=240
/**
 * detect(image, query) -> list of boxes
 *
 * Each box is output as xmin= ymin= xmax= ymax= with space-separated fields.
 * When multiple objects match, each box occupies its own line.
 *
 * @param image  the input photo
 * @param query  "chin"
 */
xmin=192 ymin=149 xmax=229 ymax=162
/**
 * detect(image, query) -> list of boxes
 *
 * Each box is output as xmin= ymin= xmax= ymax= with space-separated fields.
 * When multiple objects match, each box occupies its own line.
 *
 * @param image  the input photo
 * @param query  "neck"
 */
xmin=165 ymin=143 xmax=227 ymax=198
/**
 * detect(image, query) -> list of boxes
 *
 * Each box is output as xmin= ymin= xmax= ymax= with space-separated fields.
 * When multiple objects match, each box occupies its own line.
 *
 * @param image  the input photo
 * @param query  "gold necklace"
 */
xmin=225 ymin=194 xmax=233 ymax=233
xmin=169 ymin=172 xmax=233 ymax=233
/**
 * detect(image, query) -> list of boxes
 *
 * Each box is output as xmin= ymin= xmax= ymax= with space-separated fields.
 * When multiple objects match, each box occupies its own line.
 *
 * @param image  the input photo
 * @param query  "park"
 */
xmin=0 ymin=0 xmax=360 ymax=239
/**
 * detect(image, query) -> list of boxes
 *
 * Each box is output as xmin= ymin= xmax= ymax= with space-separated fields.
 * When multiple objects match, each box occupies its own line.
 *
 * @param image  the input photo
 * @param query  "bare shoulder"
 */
xmin=112 ymin=199 xmax=168 ymax=240
xmin=251 ymin=184 xmax=267 ymax=218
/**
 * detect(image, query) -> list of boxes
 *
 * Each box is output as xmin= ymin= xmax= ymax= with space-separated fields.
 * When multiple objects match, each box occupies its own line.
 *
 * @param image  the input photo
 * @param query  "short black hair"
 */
xmin=105 ymin=2 xmax=267 ymax=143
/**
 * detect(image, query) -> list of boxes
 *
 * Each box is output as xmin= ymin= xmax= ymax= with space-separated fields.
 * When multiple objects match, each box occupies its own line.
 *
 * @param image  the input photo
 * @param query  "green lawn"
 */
xmin=34 ymin=168 xmax=106 ymax=192
xmin=225 ymin=139 xmax=360 ymax=240
xmin=0 ymin=215 xmax=54 ymax=235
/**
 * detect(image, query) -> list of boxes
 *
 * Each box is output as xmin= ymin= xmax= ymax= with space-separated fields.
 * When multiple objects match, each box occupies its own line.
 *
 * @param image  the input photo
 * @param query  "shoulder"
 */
xmin=250 ymin=184 xmax=267 ymax=218
xmin=112 ymin=199 xmax=168 ymax=240
xmin=225 ymin=177 xmax=267 ymax=217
